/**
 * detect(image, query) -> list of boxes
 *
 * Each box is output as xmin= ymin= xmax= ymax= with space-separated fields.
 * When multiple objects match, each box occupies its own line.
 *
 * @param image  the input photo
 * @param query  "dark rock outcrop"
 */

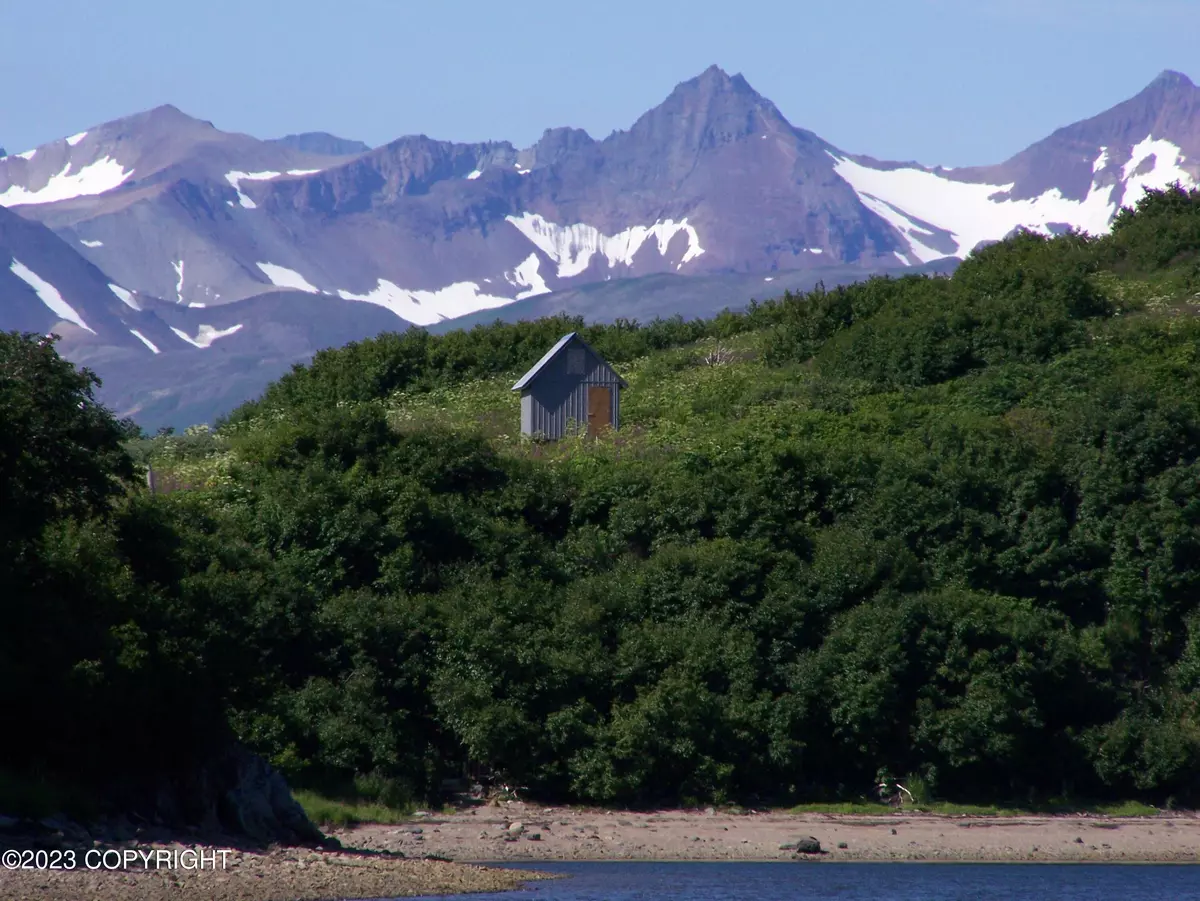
xmin=153 ymin=745 xmax=324 ymax=846
xmin=0 ymin=747 xmax=323 ymax=853
xmin=784 ymin=836 xmax=823 ymax=855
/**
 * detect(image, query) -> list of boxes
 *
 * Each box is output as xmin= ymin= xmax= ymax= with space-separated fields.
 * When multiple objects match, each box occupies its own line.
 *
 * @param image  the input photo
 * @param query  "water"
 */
xmin=409 ymin=861 xmax=1200 ymax=901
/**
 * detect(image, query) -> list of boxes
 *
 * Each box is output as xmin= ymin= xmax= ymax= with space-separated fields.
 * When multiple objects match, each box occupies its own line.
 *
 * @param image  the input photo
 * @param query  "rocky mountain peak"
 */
xmin=668 ymin=64 xmax=767 ymax=111
xmin=1006 ymin=68 xmax=1200 ymax=177
xmin=528 ymin=126 xmax=595 ymax=167
xmin=1126 ymin=68 xmax=1199 ymax=115
xmin=269 ymin=132 xmax=371 ymax=156
xmin=692 ymin=63 xmax=738 ymax=89
xmin=136 ymin=104 xmax=217 ymax=131
xmin=84 ymin=104 xmax=222 ymax=160
xmin=1084 ymin=67 xmax=1200 ymax=149
xmin=619 ymin=64 xmax=792 ymax=165
xmin=1149 ymin=69 xmax=1195 ymax=90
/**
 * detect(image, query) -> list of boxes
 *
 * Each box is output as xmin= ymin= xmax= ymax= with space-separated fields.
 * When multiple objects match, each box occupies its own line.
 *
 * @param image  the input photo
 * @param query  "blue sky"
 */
xmin=3 ymin=0 xmax=1195 ymax=166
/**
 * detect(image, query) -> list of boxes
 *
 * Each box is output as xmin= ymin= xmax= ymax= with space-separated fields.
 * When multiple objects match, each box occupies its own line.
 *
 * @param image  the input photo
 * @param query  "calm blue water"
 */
xmin=406 ymin=862 xmax=1200 ymax=901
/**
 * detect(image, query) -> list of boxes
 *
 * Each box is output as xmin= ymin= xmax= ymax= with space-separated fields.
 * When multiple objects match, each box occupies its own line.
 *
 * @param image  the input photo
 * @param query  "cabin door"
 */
xmin=587 ymin=386 xmax=612 ymax=437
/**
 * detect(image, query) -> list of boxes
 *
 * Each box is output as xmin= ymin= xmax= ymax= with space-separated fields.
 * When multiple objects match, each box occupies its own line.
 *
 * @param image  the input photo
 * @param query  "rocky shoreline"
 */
xmin=0 ymin=747 xmax=548 ymax=901
xmin=0 ymin=845 xmax=543 ymax=901
xmin=0 ymin=813 xmax=545 ymax=901
xmin=339 ymin=801 xmax=1200 ymax=864
xmin=4 ymin=804 xmax=1197 ymax=901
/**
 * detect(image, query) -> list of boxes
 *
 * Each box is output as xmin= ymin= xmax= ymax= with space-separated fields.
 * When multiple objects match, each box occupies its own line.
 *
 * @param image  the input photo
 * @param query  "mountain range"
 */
xmin=2 ymin=67 xmax=1197 ymax=428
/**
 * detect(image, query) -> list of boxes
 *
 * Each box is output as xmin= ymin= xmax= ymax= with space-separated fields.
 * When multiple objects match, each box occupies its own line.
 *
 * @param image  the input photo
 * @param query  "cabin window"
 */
xmin=567 ymin=348 xmax=586 ymax=374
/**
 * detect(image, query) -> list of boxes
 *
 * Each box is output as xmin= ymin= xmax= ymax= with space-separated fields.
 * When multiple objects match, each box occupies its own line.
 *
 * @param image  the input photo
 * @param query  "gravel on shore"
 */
xmin=0 ymin=845 xmax=548 ymax=901
xmin=9 ymin=805 xmax=1195 ymax=899
xmin=339 ymin=802 xmax=1200 ymax=864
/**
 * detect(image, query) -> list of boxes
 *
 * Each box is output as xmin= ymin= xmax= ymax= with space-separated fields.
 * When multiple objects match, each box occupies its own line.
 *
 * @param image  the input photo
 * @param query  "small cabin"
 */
xmin=512 ymin=332 xmax=628 ymax=439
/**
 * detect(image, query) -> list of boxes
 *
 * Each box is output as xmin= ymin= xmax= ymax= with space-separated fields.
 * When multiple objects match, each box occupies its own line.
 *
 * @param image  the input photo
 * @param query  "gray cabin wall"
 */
xmin=520 ymin=394 xmax=534 ymax=436
xmin=520 ymin=340 xmax=622 ymax=439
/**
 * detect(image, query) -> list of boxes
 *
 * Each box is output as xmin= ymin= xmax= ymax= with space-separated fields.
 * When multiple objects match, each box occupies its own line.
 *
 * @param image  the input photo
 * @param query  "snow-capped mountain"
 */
xmin=0 ymin=202 xmax=188 ymax=354
xmin=1 ymin=66 xmax=1197 ymax=428
xmin=0 ymin=202 xmax=414 ymax=427
xmin=0 ymin=105 xmax=361 ymax=308
xmin=0 ymin=67 xmax=908 ymax=325
xmin=831 ymin=70 xmax=1200 ymax=263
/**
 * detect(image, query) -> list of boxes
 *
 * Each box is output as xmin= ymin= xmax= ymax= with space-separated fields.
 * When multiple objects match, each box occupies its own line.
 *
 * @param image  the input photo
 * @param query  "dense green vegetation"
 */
xmin=0 ymin=337 xmax=231 ymax=814
xmin=6 ymin=185 xmax=1200 ymax=816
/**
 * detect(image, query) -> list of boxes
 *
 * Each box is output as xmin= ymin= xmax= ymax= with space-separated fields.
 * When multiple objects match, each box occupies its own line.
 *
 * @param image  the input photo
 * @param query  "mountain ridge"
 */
xmin=1 ymin=66 xmax=1197 ymax=428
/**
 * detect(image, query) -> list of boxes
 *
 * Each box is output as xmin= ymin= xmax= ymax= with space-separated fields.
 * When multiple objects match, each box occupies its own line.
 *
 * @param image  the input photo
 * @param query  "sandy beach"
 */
xmin=342 ymin=801 xmax=1200 ymax=864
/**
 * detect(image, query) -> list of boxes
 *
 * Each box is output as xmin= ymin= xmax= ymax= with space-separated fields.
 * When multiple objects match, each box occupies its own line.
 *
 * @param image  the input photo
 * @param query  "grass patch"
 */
xmin=1088 ymin=800 xmax=1160 ymax=817
xmin=785 ymin=799 xmax=1162 ymax=817
xmin=788 ymin=801 xmax=893 ymax=815
xmin=914 ymin=802 xmax=1027 ymax=817
xmin=293 ymin=790 xmax=415 ymax=827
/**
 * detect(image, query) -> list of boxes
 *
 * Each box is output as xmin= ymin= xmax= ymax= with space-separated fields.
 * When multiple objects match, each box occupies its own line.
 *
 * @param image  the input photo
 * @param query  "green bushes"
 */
xmin=760 ymin=275 xmax=931 ymax=367
xmin=191 ymin=326 xmax=1200 ymax=806
xmin=793 ymin=231 xmax=1114 ymax=390
xmin=1101 ymin=182 xmax=1200 ymax=272
xmin=9 ymin=186 xmax=1200 ymax=814
xmin=0 ymin=334 xmax=237 ymax=809
xmin=228 ymin=313 xmax=753 ymax=426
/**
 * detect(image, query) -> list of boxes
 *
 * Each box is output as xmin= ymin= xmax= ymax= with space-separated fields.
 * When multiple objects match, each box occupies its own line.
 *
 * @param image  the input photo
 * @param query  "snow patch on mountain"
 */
xmin=505 ymin=213 xmax=706 ymax=278
xmin=0 ymin=157 xmax=133 ymax=207
xmin=1119 ymin=137 xmax=1194 ymax=204
xmin=224 ymin=171 xmax=278 ymax=209
xmin=505 ymin=253 xmax=550 ymax=300
xmin=172 ymin=260 xmax=185 ymax=302
xmin=850 ymin=191 xmax=952 ymax=264
xmin=129 ymin=329 xmax=160 ymax=353
xmin=257 ymin=262 xmax=320 ymax=293
xmin=224 ymin=169 xmax=323 ymax=208
xmin=10 ymin=259 xmax=95 ymax=333
xmin=466 ymin=169 xmax=482 ymax=180
xmin=15 ymin=149 xmax=36 ymax=161
xmin=109 ymin=283 xmax=140 ymax=311
xmin=337 ymin=279 xmax=515 ymax=326
xmin=832 ymin=138 xmax=1197 ymax=261
xmin=833 ymin=156 xmax=1079 ymax=262
xmin=170 ymin=323 xmax=244 ymax=349
xmin=66 ymin=132 xmax=88 ymax=146
xmin=80 ymin=238 xmax=104 ymax=248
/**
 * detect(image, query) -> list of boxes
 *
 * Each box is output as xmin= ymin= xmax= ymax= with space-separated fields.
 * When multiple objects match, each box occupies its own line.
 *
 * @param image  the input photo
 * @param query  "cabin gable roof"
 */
xmin=511 ymin=332 xmax=628 ymax=391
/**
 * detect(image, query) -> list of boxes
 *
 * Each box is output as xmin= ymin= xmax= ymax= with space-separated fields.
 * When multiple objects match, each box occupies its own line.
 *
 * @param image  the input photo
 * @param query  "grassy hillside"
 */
xmin=7 ymin=185 xmax=1200 ymax=817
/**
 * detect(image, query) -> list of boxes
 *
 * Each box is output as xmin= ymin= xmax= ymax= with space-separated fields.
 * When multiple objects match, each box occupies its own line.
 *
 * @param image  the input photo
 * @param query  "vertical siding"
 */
xmin=520 ymin=339 xmax=623 ymax=438
xmin=520 ymin=394 xmax=534 ymax=436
